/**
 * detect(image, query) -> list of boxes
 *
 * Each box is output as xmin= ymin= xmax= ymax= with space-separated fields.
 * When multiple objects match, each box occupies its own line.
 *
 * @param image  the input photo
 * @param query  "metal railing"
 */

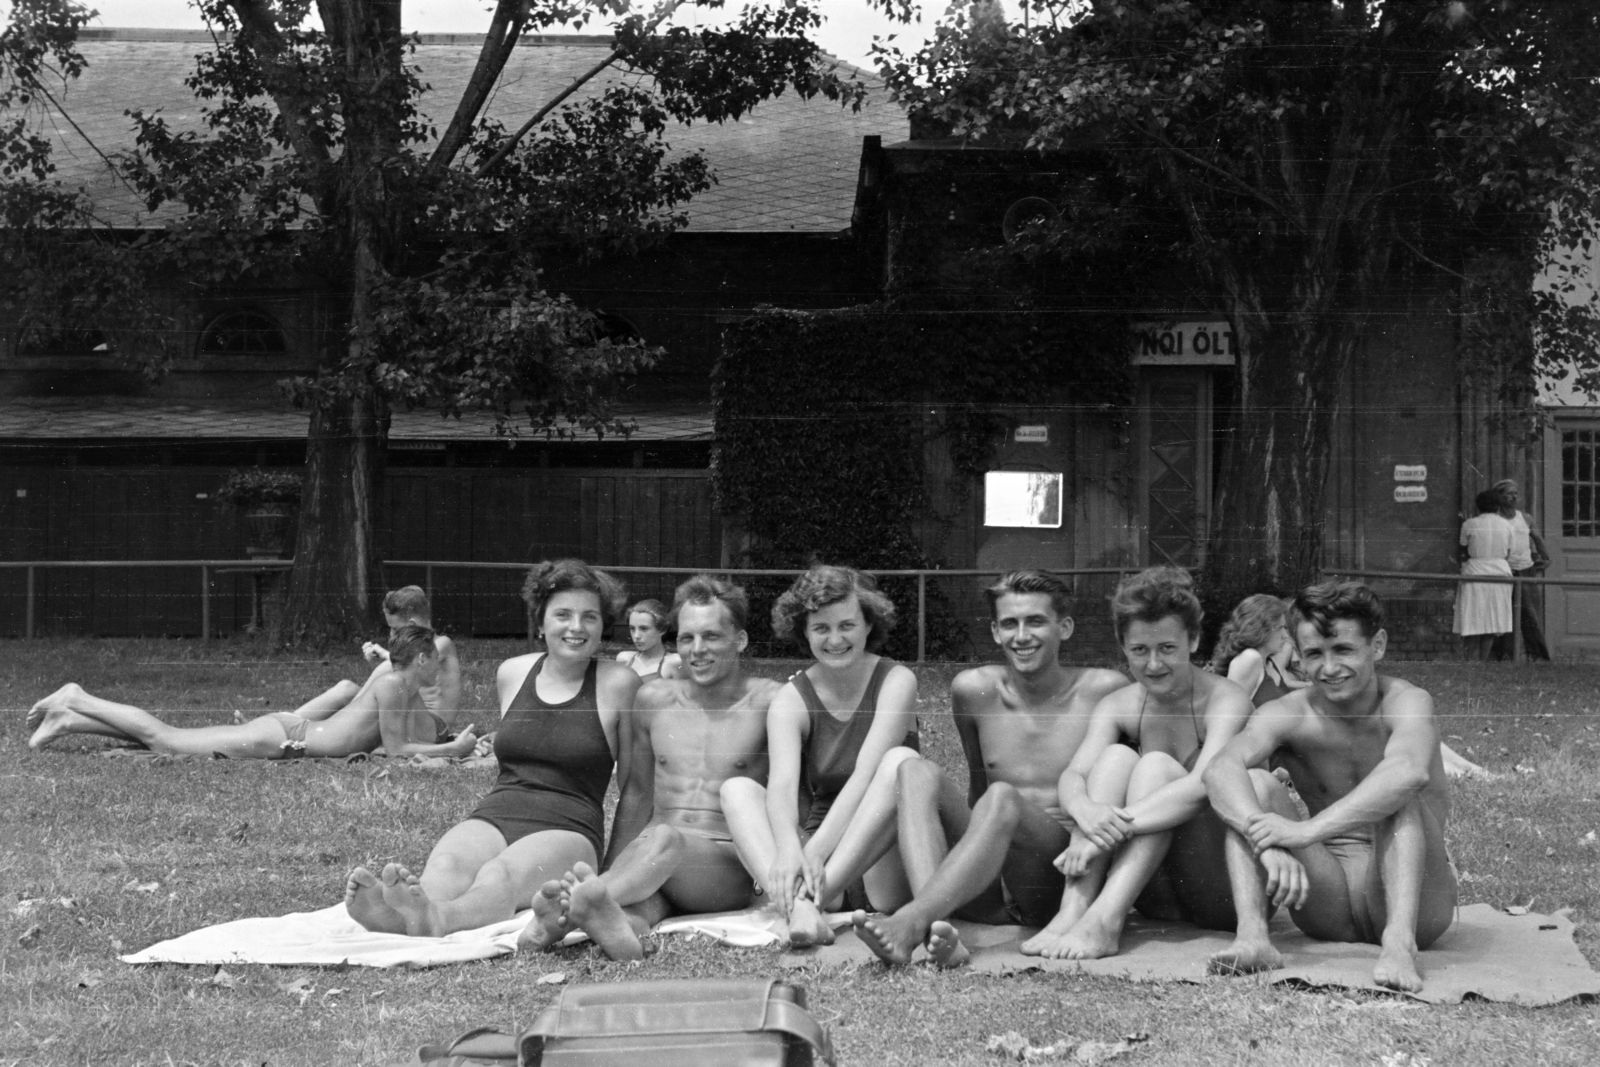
xmin=2 ymin=558 xmax=1590 ymax=660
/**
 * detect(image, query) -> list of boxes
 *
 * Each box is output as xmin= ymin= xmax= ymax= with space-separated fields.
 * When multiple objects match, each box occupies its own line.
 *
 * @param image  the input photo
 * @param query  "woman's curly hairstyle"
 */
xmin=771 ymin=564 xmax=896 ymax=653
xmin=521 ymin=559 xmax=627 ymax=643
xmin=1109 ymin=565 xmax=1203 ymax=642
xmin=1209 ymin=593 xmax=1288 ymax=673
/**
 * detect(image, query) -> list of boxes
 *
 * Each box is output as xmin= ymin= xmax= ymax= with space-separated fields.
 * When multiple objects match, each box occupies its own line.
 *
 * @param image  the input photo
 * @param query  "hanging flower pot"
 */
xmin=244 ymin=504 xmax=292 ymax=559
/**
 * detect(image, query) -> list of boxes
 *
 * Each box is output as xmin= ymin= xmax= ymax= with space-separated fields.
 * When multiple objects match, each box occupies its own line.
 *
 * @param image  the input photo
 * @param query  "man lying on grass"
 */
xmin=517 ymin=575 xmax=781 ymax=960
xmin=853 ymin=570 xmax=1126 ymax=967
xmin=26 ymin=625 xmax=476 ymax=760
xmin=1204 ymin=580 xmax=1457 ymax=993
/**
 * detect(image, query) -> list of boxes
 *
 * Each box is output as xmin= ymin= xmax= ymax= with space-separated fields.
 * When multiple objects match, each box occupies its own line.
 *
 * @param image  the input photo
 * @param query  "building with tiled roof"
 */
xmin=0 ymin=30 xmax=907 ymax=636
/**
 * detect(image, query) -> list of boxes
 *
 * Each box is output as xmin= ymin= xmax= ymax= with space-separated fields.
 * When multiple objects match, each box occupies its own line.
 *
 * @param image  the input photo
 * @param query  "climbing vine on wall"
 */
xmin=714 ymin=303 xmax=1135 ymax=658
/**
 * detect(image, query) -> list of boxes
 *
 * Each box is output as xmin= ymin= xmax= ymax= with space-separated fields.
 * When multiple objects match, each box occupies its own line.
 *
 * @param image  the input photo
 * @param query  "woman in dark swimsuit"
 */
xmin=1210 ymin=594 xmax=1305 ymax=708
xmin=345 ymin=560 xmax=641 ymax=938
xmin=1019 ymin=567 xmax=1256 ymax=960
xmin=721 ymin=565 xmax=919 ymax=945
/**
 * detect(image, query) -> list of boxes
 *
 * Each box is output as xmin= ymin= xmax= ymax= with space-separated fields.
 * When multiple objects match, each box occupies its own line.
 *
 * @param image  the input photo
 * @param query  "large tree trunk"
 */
xmin=1204 ymin=287 xmax=1356 ymax=606
xmin=278 ymin=0 xmax=402 ymax=645
xmin=280 ymin=388 xmax=387 ymax=644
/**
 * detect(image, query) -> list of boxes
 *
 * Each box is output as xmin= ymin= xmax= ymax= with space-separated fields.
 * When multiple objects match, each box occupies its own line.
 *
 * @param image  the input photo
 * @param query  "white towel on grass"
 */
xmin=120 ymin=904 xmax=852 ymax=968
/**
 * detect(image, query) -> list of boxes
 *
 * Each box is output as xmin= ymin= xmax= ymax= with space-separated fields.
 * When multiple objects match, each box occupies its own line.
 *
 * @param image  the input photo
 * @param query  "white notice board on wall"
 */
xmin=984 ymin=472 xmax=1064 ymax=528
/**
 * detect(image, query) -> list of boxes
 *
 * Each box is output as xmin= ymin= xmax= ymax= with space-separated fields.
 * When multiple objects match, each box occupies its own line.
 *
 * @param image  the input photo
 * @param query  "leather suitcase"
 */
xmin=521 ymin=978 xmax=834 ymax=1067
xmin=408 ymin=979 xmax=835 ymax=1067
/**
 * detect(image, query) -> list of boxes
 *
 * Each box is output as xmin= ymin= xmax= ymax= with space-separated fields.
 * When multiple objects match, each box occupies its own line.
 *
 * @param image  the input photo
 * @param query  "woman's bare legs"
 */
xmin=720 ymin=776 xmax=836 ymax=945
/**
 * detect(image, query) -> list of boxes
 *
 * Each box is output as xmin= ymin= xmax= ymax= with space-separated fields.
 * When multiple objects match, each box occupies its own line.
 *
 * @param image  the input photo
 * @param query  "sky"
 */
xmin=72 ymin=1 xmax=972 ymax=70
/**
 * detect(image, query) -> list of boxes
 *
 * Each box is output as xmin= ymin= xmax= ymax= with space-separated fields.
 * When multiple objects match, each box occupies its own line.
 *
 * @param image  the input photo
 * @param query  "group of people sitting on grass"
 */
xmin=27 ymin=560 xmax=1465 ymax=993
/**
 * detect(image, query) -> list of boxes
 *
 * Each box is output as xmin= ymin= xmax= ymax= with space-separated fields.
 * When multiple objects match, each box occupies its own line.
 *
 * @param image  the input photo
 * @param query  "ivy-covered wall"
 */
xmin=713 ymin=304 xmax=1135 ymax=659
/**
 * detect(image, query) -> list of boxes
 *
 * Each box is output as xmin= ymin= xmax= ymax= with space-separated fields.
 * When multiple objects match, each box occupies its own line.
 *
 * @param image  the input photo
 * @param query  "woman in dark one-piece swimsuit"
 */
xmin=345 ymin=559 xmax=641 ymax=938
xmin=721 ymin=565 xmax=920 ymax=946
xmin=1210 ymin=594 xmax=1307 ymax=709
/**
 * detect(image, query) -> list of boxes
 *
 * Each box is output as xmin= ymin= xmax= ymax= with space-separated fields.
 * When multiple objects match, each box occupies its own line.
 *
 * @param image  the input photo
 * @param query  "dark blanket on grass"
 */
xmin=780 ymin=904 xmax=1600 ymax=1006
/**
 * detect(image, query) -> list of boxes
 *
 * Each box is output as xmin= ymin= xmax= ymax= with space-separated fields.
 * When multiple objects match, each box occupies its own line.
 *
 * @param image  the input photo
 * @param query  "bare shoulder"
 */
xmin=433 ymin=633 xmax=458 ymax=657
xmin=496 ymin=652 xmax=540 ymax=683
xmin=634 ymin=676 xmax=678 ymax=711
xmin=1198 ymin=670 xmax=1254 ymax=712
xmin=743 ymin=675 xmax=784 ymax=707
xmin=1071 ymin=667 xmax=1131 ymax=703
xmin=952 ymin=664 xmax=1006 ymax=702
xmin=596 ymin=659 xmax=644 ymax=698
xmin=1377 ymin=675 xmax=1434 ymax=719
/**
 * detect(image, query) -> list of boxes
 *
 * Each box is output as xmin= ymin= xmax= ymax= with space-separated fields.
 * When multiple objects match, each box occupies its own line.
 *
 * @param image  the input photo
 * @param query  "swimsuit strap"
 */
xmin=859 ymin=657 xmax=894 ymax=711
xmin=791 ymin=670 xmax=826 ymax=715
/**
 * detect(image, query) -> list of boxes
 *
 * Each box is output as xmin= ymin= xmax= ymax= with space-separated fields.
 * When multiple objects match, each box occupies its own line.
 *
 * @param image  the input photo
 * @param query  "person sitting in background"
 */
xmin=1453 ymin=489 xmax=1514 ymax=662
xmin=27 ymin=625 xmax=473 ymax=760
xmin=1490 ymin=479 xmax=1551 ymax=662
xmin=616 ymin=598 xmax=683 ymax=680
xmin=358 ymin=585 xmax=463 ymax=718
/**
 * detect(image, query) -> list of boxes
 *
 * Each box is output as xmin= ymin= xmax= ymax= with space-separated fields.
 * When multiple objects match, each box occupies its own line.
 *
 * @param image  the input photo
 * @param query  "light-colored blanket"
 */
xmin=779 ymin=903 xmax=1600 ymax=1006
xmin=119 ymin=903 xmax=845 ymax=969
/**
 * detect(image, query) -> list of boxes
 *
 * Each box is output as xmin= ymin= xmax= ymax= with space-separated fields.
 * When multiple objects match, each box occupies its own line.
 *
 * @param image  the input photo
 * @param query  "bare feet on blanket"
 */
xmin=1441 ymin=743 xmax=1494 ymax=780
xmin=517 ymin=879 xmax=570 ymax=952
xmin=852 ymin=909 xmax=925 ymax=966
xmin=378 ymin=863 xmax=445 ymax=937
xmin=345 ymin=867 xmax=408 ymax=934
xmin=27 ymin=684 xmax=93 ymax=749
xmin=1019 ymin=895 xmax=1089 ymax=958
xmin=1207 ymin=936 xmax=1283 ymax=976
xmin=786 ymin=897 xmax=835 ymax=947
xmin=1373 ymin=936 xmax=1424 ymax=993
xmin=564 ymin=863 xmax=644 ymax=961
xmin=926 ymin=920 xmax=969 ymax=968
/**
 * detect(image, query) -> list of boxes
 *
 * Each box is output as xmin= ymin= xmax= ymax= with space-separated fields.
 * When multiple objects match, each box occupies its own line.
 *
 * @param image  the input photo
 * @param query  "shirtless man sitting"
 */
xmin=1203 ymin=580 xmax=1458 ymax=993
xmin=854 ymin=570 xmax=1126 ymax=967
xmin=353 ymin=586 xmax=463 ymax=723
xmin=27 ymin=625 xmax=477 ymax=760
xmin=518 ymin=574 xmax=781 ymax=960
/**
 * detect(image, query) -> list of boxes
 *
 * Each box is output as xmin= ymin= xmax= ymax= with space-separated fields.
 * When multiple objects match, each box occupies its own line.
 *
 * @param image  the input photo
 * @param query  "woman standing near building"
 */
xmin=1453 ymin=489 xmax=1515 ymax=662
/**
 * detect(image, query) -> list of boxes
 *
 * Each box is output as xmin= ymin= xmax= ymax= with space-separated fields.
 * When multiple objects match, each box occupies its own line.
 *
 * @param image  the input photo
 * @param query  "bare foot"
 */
xmin=27 ymin=687 xmax=97 ymax=750
xmin=1055 ymin=912 xmax=1124 ymax=960
xmin=1020 ymin=906 xmax=1085 ymax=958
xmin=1373 ymin=937 xmax=1423 ymax=993
xmin=517 ymin=879 xmax=570 ymax=952
xmin=564 ymin=862 xmax=644 ymax=961
xmin=786 ymin=897 xmax=835 ymax=947
xmin=1441 ymin=744 xmax=1494 ymax=780
xmin=345 ymin=867 xmax=407 ymax=934
xmin=378 ymin=863 xmax=444 ymax=937
xmin=1207 ymin=936 xmax=1283 ymax=976
xmin=852 ymin=909 xmax=924 ymax=967
xmin=926 ymin=920 xmax=969 ymax=968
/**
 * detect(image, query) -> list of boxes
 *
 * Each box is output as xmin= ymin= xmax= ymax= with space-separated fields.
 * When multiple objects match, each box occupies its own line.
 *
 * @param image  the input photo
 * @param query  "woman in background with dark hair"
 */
xmin=346 ymin=559 xmax=642 ymax=939
xmin=616 ymin=598 xmax=682 ymax=680
xmin=721 ymin=564 xmax=920 ymax=945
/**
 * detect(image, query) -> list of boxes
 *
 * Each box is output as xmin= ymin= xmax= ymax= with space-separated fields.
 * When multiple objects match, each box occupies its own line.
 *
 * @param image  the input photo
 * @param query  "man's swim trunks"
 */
xmin=269 ymin=712 xmax=311 ymax=758
xmin=468 ymin=656 xmax=611 ymax=857
xmin=795 ymin=657 xmax=919 ymax=835
xmin=1325 ymin=826 xmax=1381 ymax=943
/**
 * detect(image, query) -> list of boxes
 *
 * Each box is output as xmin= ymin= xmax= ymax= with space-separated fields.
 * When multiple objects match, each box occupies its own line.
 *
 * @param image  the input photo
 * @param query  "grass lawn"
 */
xmin=2 ymin=639 xmax=1598 ymax=1066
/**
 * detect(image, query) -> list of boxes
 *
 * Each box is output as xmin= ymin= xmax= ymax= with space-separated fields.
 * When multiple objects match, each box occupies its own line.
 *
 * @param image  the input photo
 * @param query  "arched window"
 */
xmin=199 ymin=310 xmax=287 ymax=357
xmin=15 ymin=323 xmax=113 ymax=356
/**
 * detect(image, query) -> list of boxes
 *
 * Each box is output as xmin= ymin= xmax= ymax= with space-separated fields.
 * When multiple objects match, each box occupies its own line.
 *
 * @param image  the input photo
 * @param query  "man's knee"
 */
xmin=896 ymin=756 xmax=945 ymax=799
xmin=332 ymin=679 xmax=361 ymax=701
xmin=873 ymin=745 xmax=920 ymax=783
xmin=974 ymin=781 xmax=1024 ymax=828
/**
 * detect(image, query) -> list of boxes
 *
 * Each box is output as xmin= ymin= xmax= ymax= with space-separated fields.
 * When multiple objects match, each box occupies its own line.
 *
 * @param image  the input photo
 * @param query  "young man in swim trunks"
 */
xmin=518 ymin=575 xmax=781 ymax=960
xmin=853 ymin=570 xmax=1126 ymax=967
xmin=355 ymin=586 xmax=463 ymax=721
xmin=1018 ymin=566 xmax=1254 ymax=960
xmin=27 ymin=625 xmax=476 ymax=760
xmin=1203 ymin=580 xmax=1458 ymax=993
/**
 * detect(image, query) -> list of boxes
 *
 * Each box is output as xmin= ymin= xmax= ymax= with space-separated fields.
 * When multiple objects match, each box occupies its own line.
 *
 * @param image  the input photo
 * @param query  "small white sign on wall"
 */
xmin=1393 ymin=465 xmax=1427 ymax=482
xmin=1394 ymin=485 xmax=1428 ymax=503
xmin=985 ymin=471 xmax=1064 ymax=528
xmin=1014 ymin=425 xmax=1049 ymax=444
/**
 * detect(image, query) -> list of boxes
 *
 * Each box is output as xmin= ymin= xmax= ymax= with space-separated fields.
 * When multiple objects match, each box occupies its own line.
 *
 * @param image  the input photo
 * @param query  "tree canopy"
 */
xmin=2 ymin=0 xmax=876 ymax=642
xmin=880 ymin=0 xmax=1600 ymax=594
